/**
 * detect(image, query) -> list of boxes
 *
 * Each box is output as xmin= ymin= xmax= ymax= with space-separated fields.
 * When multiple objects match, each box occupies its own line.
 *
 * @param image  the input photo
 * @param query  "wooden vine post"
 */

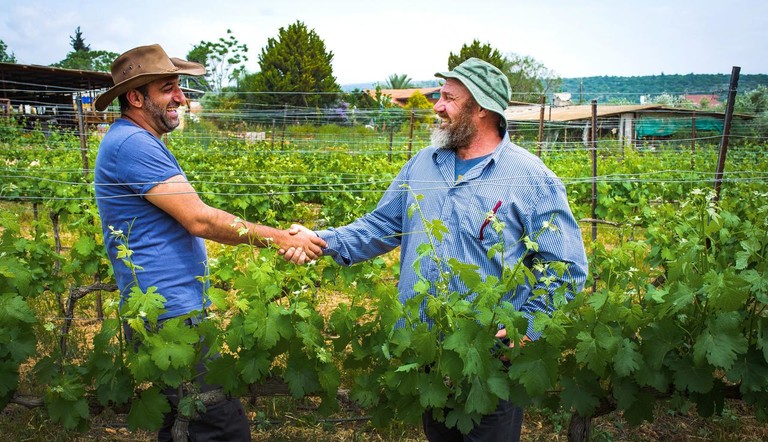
xmin=713 ymin=66 xmax=740 ymax=205
xmin=407 ymin=109 xmax=415 ymax=160
xmin=691 ymin=111 xmax=696 ymax=170
xmin=568 ymin=99 xmax=599 ymax=442
xmin=537 ymin=95 xmax=546 ymax=157
xmin=590 ymin=99 xmax=598 ymax=246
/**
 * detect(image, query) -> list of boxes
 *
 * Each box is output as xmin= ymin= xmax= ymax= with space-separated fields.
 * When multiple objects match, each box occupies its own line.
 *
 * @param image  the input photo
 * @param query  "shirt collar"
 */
xmin=432 ymin=132 xmax=511 ymax=168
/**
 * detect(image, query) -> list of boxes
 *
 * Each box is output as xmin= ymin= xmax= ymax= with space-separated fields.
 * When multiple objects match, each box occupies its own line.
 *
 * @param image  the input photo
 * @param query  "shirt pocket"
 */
xmin=459 ymin=194 xmax=510 ymax=247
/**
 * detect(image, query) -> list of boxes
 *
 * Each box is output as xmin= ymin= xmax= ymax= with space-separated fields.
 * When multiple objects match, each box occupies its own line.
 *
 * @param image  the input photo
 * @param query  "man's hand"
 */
xmin=495 ymin=328 xmax=530 ymax=352
xmin=277 ymin=223 xmax=326 ymax=264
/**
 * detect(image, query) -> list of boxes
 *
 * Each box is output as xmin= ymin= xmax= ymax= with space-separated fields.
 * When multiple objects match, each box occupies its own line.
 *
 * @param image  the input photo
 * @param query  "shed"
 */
xmin=0 ymin=62 xmax=116 ymax=130
xmin=504 ymin=103 xmax=744 ymax=147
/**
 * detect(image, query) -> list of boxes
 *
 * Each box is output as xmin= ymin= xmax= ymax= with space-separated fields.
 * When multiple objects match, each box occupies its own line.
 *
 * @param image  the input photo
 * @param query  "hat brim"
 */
xmin=94 ymin=58 xmax=205 ymax=111
xmin=435 ymin=71 xmax=508 ymax=130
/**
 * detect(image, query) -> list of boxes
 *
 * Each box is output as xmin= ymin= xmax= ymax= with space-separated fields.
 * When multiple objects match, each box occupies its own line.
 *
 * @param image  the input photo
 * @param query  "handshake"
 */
xmin=276 ymin=224 xmax=325 ymax=265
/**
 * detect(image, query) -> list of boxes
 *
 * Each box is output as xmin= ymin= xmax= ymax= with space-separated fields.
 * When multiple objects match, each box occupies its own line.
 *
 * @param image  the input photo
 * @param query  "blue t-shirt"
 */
xmin=94 ymin=119 xmax=209 ymax=319
xmin=455 ymin=153 xmax=491 ymax=181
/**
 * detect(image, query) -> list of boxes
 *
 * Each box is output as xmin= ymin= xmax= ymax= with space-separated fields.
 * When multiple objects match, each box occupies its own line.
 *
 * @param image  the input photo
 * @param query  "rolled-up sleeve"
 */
xmin=316 ymin=172 xmax=407 ymax=266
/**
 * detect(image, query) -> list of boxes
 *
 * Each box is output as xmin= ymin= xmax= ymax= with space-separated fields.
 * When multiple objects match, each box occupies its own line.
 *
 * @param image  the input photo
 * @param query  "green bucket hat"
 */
xmin=435 ymin=57 xmax=511 ymax=130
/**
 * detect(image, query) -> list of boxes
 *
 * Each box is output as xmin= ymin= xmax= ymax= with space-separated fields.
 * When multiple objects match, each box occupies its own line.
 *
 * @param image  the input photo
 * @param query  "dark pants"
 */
xmin=157 ymin=397 xmax=251 ymax=442
xmin=422 ymin=399 xmax=524 ymax=442
xmin=125 ymin=315 xmax=251 ymax=441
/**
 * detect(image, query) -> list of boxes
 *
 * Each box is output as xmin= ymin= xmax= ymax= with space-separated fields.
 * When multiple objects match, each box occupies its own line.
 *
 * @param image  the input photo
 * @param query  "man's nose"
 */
xmin=173 ymin=87 xmax=186 ymax=104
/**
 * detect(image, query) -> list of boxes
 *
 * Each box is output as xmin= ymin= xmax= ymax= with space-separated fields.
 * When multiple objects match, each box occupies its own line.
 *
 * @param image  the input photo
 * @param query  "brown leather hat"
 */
xmin=95 ymin=44 xmax=206 ymax=111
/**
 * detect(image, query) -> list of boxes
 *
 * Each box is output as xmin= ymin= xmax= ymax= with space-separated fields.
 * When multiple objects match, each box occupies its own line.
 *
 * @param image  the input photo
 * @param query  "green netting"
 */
xmin=635 ymin=116 xmax=723 ymax=138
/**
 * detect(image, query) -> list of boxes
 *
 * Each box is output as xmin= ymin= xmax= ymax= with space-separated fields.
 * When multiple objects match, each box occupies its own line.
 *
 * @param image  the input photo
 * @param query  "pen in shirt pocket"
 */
xmin=479 ymin=200 xmax=503 ymax=240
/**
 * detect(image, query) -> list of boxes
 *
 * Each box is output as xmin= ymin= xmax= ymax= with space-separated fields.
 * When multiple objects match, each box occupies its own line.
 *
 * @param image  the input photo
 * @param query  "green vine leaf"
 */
xmin=127 ymin=387 xmax=171 ymax=431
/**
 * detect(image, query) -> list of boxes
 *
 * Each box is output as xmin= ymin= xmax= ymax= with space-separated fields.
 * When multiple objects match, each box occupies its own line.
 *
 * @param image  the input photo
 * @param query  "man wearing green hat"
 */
xmin=289 ymin=57 xmax=588 ymax=440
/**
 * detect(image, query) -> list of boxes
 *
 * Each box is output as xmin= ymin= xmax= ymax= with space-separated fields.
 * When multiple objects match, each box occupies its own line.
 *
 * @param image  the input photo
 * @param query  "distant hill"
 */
xmin=341 ymin=80 xmax=442 ymax=92
xmin=342 ymin=73 xmax=768 ymax=104
xmin=559 ymin=73 xmax=768 ymax=104
xmin=341 ymin=83 xmax=376 ymax=92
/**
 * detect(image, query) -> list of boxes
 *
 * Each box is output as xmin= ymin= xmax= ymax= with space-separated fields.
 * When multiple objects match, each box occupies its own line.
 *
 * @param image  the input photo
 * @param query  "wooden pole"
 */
xmin=407 ymin=109 xmax=415 ymax=160
xmin=691 ymin=111 xmax=696 ymax=170
xmin=270 ymin=119 xmax=275 ymax=149
xmin=537 ymin=95 xmax=545 ymax=157
xmin=76 ymin=97 xmax=105 ymax=319
xmin=590 ymin=100 xmax=598 ymax=245
xmin=281 ymin=104 xmax=288 ymax=149
xmin=713 ymin=66 xmax=740 ymax=204
xmin=388 ymin=125 xmax=394 ymax=163
xmin=76 ymin=98 xmax=88 ymax=178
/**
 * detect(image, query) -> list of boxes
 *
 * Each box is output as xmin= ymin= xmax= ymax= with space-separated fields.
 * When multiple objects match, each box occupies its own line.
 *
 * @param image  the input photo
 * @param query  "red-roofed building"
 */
xmin=685 ymin=94 xmax=722 ymax=108
xmin=367 ymin=87 xmax=441 ymax=107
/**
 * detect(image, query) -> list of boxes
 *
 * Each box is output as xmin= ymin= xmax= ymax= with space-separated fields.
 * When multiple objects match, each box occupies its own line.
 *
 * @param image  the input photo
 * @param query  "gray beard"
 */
xmin=430 ymin=122 xmax=476 ymax=151
xmin=430 ymin=127 xmax=452 ymax=149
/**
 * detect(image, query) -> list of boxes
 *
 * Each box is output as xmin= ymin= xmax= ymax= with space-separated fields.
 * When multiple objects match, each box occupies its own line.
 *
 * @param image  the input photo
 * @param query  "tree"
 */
xmin=51 ymin=27 xmax=117 ymax=72
xmin=70 ymin=26 xmax=90 ymax=52
xmin=247 ymin=21 xmax=340 ymax=108
xmin=384 ymin=73 xmax=413 ymax=89
xmin=342 ymin=89 xmax=378 ymax=110
xmin=404 ymin=91 xmax=436 ymax=125
xmin=447 ymin=40 xmax=505 ymax=71
xmin=736 ymin=85 xmax=768 ymax=115
xmin=503 ymin=53 xmax=561 ymax=103
xmin=446 ymin=40 xmax=561 ymax=104
xmin=0 ymin=40 xmax=17 ymax=63
xmin=647 ymin=93 xmax=690 ymax=107
xmin=187 ymin=29 xmax=248 ymax=92
xmin=734 ymin=85 xmax=768 ymax=138
xmin=51 ymin=50 xmax=117 ymax=72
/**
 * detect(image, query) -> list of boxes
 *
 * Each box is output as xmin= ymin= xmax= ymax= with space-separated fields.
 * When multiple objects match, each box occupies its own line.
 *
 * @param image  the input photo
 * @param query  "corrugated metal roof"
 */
xmin=504 ymin=104 xmax=667 ymax=121
xmin=0 ymin=62 xmax=113 ymax=101
xmin=505 ymin=103 xmax=752 ymax=122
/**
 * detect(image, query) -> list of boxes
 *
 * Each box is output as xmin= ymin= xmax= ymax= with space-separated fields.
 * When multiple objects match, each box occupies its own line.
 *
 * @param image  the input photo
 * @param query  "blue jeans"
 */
xmin=422 ymin=399 xmax=524 ymax=442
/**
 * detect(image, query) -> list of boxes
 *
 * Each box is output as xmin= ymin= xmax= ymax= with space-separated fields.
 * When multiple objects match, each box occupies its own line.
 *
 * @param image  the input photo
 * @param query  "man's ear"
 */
xmin=477 ymin=106 xmax=492 ymax=121
xmin=477 ymin=106 xmax=502 ymax=128
xmin=126 ymin=89 xmax=143 ymax=108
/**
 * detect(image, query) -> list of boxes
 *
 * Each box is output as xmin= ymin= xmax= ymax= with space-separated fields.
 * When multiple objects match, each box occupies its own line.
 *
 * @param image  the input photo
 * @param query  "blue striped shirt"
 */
xmin=316 ymin=134 xmax=588 ymax=339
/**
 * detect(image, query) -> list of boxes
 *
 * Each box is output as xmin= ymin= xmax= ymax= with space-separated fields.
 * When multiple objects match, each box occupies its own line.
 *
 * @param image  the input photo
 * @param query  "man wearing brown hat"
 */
xmin=287 ymin=57 xmax=588 ymax=440
xmin=94 ymin=44 xmax=326 ymax=441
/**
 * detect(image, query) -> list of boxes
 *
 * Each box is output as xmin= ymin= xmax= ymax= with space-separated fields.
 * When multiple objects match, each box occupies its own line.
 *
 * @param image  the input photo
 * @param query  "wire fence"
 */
xmin=3 ymin=107 xmax=766 ymax=324
xmin=2 ymin=99 xmax=766 ymax=217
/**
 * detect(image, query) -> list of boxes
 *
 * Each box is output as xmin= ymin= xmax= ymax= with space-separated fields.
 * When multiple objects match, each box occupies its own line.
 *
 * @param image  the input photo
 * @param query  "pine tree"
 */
xmin=0 ymin=40 xmax=17 ymax=63
xmin=70 ymin=26 xmax=90 ymax=52
xmin=447 ymin=40 xmax=505 ymax=71
xmin=249 ymin=21 xmax=340 ymax=108
xmin=446 ymin=40 xmax=560 ymax=104
xmin=51 ymin=27 xmax=117 ymax=71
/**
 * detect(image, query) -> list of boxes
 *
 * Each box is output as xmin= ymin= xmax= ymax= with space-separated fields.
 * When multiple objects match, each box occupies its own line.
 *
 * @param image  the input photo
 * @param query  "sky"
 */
xmin=2 ymin=0 xmax=767 ymax=85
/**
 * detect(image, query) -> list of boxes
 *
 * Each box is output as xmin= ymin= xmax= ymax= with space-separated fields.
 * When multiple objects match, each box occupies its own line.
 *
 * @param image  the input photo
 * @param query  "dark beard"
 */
xmin=143 ymin=94 xmax=180 ymax=133
xmin=430 ymin=102 xmax=477 ymax=150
